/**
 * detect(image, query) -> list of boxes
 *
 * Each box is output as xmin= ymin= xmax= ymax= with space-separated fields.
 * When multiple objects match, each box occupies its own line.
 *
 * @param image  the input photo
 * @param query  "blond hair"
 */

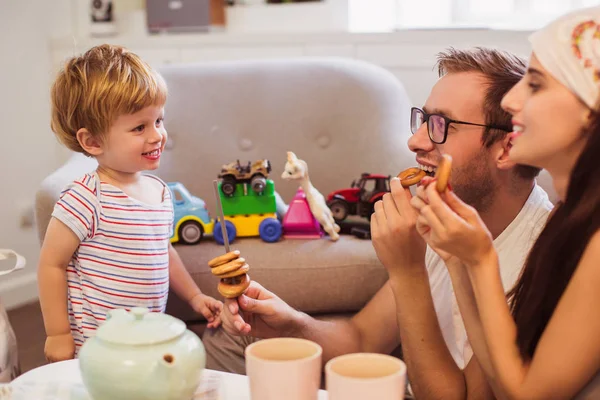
xmin=50 ymin=44 xmax=168 ymax=155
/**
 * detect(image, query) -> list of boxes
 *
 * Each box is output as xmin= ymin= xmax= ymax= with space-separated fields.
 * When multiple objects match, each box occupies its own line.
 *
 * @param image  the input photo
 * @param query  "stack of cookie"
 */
xmin=208 ymin=250 xmax=251 ymax=298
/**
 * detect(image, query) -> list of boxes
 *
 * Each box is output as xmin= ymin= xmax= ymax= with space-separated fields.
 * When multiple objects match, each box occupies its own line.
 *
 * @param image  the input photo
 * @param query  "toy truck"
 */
xmin=218 ymin=159 xmax=272 ymax=197
xmin=213 ymin=178 xmax=282 ymax=244
xmin=168 ymin=182 xmax=214 ymax=245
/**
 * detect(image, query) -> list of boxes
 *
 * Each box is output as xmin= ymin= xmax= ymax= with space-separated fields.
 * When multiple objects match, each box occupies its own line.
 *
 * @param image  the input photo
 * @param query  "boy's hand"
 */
xmin=190 ymin=293 xmax=223 ymax=328
xmin=44 ymin=333 xmax=75 ymax=363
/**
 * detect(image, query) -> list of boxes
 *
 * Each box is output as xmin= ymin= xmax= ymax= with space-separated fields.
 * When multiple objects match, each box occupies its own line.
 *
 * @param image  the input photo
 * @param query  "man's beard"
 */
xmin=451 ymin=149 xmax=497 ymax=213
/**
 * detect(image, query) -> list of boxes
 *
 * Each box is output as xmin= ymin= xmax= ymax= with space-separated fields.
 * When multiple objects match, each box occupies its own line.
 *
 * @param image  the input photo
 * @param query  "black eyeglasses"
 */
xmin=410 ymin=107 xmax=511 ymax=144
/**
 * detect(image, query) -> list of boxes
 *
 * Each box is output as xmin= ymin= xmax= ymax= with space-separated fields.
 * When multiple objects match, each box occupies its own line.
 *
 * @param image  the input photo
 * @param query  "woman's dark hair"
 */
xmin=509 ymin=110 xmax=600 ymax=359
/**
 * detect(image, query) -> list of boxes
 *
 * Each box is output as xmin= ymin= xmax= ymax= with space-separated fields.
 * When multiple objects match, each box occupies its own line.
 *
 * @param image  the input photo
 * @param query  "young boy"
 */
xmin=38 ymin=44 xmax=222 ymax=362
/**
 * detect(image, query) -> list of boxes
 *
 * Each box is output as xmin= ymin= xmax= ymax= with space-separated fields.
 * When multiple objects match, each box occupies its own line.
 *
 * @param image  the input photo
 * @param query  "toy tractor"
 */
xmin=218 ymin=159 xmax=272 ymax=197
xmin=326 ymin=173 xmax=391 ymax=222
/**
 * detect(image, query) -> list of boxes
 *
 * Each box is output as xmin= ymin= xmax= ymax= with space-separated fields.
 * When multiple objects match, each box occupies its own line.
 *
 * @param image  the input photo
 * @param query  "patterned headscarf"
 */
xmin=530 ymin=6 xmax=600 ymax=109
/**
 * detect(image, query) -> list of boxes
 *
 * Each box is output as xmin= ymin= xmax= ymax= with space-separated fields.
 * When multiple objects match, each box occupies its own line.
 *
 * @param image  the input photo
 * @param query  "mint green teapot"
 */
xmin=78 ymin=307 xmax=205 ymax=400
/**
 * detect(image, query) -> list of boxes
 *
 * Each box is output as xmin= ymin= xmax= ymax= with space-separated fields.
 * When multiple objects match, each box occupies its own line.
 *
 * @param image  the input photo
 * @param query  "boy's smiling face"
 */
xmin=94 ymin=104 xmax=168 ymax=175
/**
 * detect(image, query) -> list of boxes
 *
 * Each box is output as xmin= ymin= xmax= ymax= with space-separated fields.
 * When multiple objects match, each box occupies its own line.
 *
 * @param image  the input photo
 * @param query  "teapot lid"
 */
xmin=96 ymin=308 xmax=186 ymax=345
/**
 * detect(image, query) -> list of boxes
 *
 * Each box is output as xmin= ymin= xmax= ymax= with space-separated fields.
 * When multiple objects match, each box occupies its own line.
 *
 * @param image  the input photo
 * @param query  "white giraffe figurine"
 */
xmin=282 ymin=151 xmax=340 ymax=241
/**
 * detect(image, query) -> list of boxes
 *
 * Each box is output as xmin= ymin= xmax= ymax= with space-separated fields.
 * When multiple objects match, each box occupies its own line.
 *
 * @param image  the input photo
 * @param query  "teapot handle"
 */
xmin=0 ymin=249 xmax=26 ymax=277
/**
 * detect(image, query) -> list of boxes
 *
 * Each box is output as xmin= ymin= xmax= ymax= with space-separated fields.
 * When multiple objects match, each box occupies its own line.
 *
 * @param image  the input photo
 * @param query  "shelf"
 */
xmin=50 ymin=28 xmax=532 ymax=50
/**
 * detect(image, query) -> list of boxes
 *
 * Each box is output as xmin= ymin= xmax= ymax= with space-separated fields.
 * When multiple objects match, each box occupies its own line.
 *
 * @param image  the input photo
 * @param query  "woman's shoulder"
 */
xmin=584 ymin=229 xmax=600 ymax=253
xmin=576 ymin=229 xmax=600 ymax=275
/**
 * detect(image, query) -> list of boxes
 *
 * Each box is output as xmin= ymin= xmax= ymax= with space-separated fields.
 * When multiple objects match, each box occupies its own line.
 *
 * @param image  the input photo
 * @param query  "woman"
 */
xmin=412 ymin=6 xmax=600 ymax=399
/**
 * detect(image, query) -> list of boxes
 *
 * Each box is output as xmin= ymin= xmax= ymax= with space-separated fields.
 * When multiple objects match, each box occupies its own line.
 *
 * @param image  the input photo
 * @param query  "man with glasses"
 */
xmin=203 ymin=47 xmax=554 ymax=399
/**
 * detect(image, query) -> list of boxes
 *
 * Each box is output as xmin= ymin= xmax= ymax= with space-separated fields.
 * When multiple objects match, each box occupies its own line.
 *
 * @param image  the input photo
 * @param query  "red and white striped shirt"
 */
xmin=51 ymin=172 xmax=173 ymax=354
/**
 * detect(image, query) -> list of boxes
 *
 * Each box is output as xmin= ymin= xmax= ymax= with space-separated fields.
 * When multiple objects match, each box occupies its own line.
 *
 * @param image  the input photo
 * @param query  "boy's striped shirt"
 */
xmin=52 ymin=172 xmax=173 ymax=354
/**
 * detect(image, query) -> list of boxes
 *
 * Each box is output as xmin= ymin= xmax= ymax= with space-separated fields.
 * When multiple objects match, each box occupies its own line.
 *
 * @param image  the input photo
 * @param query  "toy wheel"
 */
xmin=178 ymin=221 xmax=204 ymax=245
xmin=251 ymin=175 xmax=267 ymax=194
xmin=213 ymin=220 xmax=237 ymax=245
xmin=328 ymin=200 xmax=349 ymax=222
xmin=221 ymin=177 xmax=237 ymax=196
xmin=351 ymin=226 xmax=371 ymax=240
xmin=259 ymin=218 xmax=282 ymax=243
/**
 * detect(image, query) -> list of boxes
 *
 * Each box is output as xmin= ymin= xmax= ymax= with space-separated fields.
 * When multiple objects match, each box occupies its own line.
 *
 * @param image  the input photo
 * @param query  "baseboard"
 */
xmin=0 ymin=271 xmax=38 ymax=310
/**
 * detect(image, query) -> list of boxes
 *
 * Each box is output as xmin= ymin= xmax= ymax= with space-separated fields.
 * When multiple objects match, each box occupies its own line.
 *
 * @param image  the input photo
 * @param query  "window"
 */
xmin=349 ymin=0 xmax=600 ymax=32
xmin=172 ymin=189 xmax=185 ymax=206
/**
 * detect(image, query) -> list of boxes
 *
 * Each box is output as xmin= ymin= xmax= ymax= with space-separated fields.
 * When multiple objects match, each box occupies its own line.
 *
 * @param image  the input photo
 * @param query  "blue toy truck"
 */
xmin=168 ymin=182 xmax=215 ymax=245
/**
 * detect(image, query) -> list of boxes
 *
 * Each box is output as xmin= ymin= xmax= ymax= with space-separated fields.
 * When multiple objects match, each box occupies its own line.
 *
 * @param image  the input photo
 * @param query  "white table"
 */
xmin=9 ymin=359 xmax=328 ymax=399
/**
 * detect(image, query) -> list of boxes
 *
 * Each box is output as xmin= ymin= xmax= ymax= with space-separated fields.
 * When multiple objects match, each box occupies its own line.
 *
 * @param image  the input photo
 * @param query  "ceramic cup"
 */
xmin=245 ymin=338 xmax=322 ymax=400
xmin=325 ymin=353 xmax=407 ymax=400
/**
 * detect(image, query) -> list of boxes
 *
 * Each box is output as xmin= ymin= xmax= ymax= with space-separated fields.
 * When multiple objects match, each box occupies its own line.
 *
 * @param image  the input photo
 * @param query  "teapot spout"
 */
xmin=151 ymin=353 xmax=183 ymax=398
xmin=162 ymin=353 xmax=175 ymax=366
xmin=152 ymin=353 xmax=184 ymax=393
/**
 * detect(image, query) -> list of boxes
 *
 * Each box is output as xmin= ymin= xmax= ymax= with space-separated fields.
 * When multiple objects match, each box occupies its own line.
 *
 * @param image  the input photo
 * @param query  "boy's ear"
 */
xmin=494 ymin=134 xmax=516 ymax=171
xmin=76 ymin=128 xmax=103 ymax=156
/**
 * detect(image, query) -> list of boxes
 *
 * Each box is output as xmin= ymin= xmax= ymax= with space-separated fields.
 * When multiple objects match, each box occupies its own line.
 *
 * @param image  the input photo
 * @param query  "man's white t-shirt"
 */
xmin=427 ymin=184 xmax=554 ymax=369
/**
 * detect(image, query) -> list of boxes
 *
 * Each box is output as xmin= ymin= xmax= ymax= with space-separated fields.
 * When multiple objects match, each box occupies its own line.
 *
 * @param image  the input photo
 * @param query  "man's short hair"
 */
xmin=436 ymin=47 xmax=540 ymax=180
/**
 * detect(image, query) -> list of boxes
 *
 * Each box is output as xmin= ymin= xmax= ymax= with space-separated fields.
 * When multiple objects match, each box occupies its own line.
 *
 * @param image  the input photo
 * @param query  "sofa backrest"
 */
xmin=155 ymin=57 xmax=415 ymax=215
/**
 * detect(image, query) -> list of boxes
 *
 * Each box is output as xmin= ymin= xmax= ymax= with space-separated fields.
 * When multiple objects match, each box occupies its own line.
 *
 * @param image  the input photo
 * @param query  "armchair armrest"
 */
xmin=34 ymin=153 xmax=98 ymax=244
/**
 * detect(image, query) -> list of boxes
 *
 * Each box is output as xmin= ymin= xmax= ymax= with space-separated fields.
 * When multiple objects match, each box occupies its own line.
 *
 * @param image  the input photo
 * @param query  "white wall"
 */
xmin=0 ymin=0 xmax=72 ymax=309
xmin=50 ymin=29 xmax=533 ymax=108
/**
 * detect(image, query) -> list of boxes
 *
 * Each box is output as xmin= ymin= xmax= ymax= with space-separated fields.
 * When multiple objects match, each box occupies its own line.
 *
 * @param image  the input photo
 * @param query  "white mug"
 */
xmin=0 ymin=250 xmax=25 ymax=277
xmin=245 ymin=338 xmax=322 ymax=400
xmin=326 ymin=353 xmax=407 ymax=400
xmin=0 ymin=249 xmax=25 ymax=383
